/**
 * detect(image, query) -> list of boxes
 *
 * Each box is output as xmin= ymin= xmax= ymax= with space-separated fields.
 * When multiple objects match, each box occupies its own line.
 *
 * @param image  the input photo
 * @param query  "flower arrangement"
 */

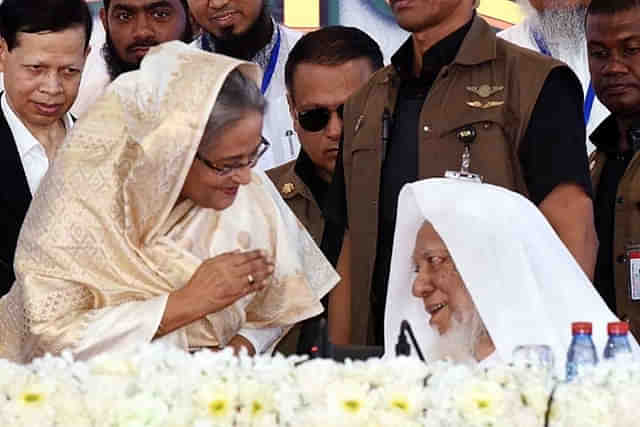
xmin=0 ymin=343 xmax=636 ymax=427
xmin=548 ymin=360 xmax=640 ymax=427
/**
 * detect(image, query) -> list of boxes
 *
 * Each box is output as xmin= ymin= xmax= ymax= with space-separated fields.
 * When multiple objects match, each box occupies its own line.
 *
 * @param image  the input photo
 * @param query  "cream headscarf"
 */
xmin=0 ymin=41 xmax=338 ymax=362
xmin=384 ymin=178 xmax=638 ymax=373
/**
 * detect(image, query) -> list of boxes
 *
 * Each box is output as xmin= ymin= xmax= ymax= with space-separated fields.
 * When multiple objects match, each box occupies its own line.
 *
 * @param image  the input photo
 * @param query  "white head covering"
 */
xmin=384 ymin=178 xmax=637 ymax=372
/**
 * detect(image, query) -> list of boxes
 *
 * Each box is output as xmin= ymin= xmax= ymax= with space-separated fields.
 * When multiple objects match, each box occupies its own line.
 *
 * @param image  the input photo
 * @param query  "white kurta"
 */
xmin=498 ymin=20 xmax=608 ymax=154
xmin=194 ymin=25 xmax=303 ymax=170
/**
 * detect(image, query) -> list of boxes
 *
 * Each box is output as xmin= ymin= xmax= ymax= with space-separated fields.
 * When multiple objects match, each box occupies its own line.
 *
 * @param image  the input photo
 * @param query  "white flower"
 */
xmin=105 ymin=393 xmax=169 ymax=427
xmin=326 ymin=378 xmax=372 ymax=426
xmin=237 ymin=379 xmax=276 ymax=422
xmin=379 ymin=384 xmax=424 ymax=418
xmin=193 ymin=380 xmax=238 ymax=423
xmin=549 ymin=382 xmax=613 ymax=427
xmin=1 ymin=341 xmax=639 ymax=426
xmin=455 ymin=378 xmax=507 ymax=427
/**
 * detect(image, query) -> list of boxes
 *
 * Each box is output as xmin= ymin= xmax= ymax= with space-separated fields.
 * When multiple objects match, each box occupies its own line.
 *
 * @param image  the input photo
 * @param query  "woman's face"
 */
xmin=180 ymin=111 xmax=263 ymax=210
xmin=411 ymin=222 xmax=475 ymax=335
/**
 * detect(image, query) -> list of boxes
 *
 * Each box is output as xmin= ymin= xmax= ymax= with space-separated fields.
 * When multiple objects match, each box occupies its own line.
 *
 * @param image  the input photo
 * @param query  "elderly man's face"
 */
xmin=188 ymin=0 xmax=263 ymax=40
xmin=411 ymin=222 xmax=475 ymax=335
xmin=0 ymin=27 xmax=89 ymax=132
xmin=528 ymin=0 xmax=590 ymax=12
xmin=587 ymin=7 xmax=640 ymax=116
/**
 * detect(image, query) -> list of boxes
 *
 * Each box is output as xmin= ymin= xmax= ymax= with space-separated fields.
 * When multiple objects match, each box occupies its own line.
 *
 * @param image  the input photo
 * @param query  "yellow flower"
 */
xmin=208 ymin=398 xmax=230 ymax=418
xmin=251 ymin=400 xmax=264 ymax=415
xmin=390 ymin=397 xmax=409 ymax=412
xmin=19 ymin=392 xmax=44 ymax=406
xmin=383 ymin=385 xmax=422 ymax=417
xmin=238 ymin=380 xmax=275 ymax=420
xmin=456 ymin=380 xmax=506 ymax=425
xmin=194 ymin=381 xmax=238 ymax=421
xmin=342 ymin=399 xmax=363 ymax=414
xmin=16 ymin=382 xmax=52 ymax=408
xmin=328 ymin=379 xmax=371 ymax=423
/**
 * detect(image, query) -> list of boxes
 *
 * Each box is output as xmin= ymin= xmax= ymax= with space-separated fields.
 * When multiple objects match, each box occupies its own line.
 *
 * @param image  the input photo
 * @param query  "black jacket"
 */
xmin=0 ymin=106 xmax=32 ymax=295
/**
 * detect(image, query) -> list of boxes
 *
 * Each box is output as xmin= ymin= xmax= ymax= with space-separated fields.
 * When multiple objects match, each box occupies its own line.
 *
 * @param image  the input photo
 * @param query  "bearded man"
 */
xmin=384 ymin=178 xmax=635 ymax=369
xmin=189 ymin=0 xmax=302 ymax=170
xmin=72 ymin=0 xmax=193 ymax=116
xmin=499 ymin=0 xmax=609 ymax=152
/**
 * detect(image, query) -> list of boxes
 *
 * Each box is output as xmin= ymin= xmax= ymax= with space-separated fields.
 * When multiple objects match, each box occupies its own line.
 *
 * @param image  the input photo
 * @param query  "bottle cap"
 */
xmin=607 ymin=321 xmax=629 ymax=335
xmin=572 ymin=322 xmax=592 ymax=334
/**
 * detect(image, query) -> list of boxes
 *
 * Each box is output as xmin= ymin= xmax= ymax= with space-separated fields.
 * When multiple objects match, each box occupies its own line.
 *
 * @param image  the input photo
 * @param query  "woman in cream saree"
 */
xmin=0 ymin=41 xmax=338 ymax=363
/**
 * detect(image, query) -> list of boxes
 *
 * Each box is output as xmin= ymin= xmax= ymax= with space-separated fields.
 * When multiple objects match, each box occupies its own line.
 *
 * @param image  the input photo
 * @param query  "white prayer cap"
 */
xmin=384 ymin=178 xmax=637 ymax=373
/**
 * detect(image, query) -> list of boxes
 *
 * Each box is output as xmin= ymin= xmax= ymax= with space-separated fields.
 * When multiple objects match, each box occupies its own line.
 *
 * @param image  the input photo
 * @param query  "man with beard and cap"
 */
xmin=588 ymin=0 xmax=640 ymax=340
xmin=326 ymin=0 xmax=597 ymax=346
xmin=499 ymin=0 xmax=609 ymax=153
xmin=72 ymin=0 xmax=193 ymax=116
xmin=384 ymin=178 xmax=637 ymax=371
xmin=189 ymin=0 xmax=302 ymax=170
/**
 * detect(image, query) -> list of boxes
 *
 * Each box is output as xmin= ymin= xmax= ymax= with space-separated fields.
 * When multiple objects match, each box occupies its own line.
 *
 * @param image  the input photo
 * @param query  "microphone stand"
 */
xmin=396 ymin=320 xmax=426 ymax=362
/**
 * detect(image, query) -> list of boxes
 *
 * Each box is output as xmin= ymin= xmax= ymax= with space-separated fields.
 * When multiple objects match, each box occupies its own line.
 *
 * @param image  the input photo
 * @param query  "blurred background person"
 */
xmin=587 ymin=0 xmax=640 ymax=340
xmin=500 ymin=0 xmax=609 ymax=153
xmin=267 ymin=26 xmax=383 ymax=353
xmin=0 ymin=0 xmax=92 ymax=294
xmin=72 ymin=0 xmax=193 ymax=116
xmin=189 ymin=0 xmax=302 ymax=170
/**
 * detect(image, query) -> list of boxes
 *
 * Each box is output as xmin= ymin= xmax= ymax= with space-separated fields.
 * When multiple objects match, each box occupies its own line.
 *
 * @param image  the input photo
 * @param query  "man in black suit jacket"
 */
xmin=0 ymin=0 xmax=92 ymax=294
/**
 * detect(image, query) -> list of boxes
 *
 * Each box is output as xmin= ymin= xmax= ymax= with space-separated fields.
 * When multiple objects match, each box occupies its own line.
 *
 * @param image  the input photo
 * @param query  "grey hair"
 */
xmin=199 ymin=69 xmax=266 ymax=151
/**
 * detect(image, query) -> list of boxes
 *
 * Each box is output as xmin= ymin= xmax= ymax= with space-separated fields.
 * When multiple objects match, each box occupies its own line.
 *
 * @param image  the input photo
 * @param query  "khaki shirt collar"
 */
xmin=278 ymin=160 xmax=313 ymax=202
xmin=388 ymin=14 xmax=496 ymax=85
xmin=452 ymin=15 xmax=498 ymax=66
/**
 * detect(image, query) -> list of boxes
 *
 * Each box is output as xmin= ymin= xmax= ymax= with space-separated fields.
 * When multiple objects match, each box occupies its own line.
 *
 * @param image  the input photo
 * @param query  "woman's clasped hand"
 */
xmin=181 ymin=250 xmax=275 ymax=315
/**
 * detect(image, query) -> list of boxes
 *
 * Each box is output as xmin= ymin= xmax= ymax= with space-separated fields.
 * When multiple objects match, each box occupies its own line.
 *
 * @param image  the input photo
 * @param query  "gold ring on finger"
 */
xmin=247 ymin=274 xmax=255 ymax=285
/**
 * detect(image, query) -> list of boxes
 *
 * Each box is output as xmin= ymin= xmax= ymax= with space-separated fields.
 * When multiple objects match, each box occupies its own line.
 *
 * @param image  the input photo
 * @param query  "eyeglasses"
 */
xmin=297 ymin=105 xmax=344 ymax=132
xmin=196 ymin=137 xmax=270 ymax=177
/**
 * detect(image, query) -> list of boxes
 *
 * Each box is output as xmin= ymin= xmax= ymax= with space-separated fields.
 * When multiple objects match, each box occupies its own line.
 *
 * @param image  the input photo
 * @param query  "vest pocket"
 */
xmin=438 ymin=109 xmax=507 ymax=140
xmin=429 ymin=112 xmax=523 ymax=191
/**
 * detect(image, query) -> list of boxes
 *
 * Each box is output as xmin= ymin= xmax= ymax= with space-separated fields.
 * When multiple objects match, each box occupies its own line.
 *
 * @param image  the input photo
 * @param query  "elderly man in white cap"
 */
xmin=384 ymin=178 xmax=637 ymax=371
xmin=499 ymin=0 xmax=608 ymax=153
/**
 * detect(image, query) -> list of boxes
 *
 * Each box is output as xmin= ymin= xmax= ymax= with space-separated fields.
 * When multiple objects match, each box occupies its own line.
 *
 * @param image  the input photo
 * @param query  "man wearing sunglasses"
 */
xmin=267 ymin=26 xmax=383 ymax=354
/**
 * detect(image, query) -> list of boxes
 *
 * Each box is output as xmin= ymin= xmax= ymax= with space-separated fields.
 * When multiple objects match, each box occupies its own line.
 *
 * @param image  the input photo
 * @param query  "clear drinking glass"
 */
xmin=512 ymin=344 xmax=555 ymax=373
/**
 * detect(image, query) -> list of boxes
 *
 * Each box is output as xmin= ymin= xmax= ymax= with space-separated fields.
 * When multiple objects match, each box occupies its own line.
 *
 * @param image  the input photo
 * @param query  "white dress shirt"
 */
xmin=2 ymin=93 xmax=73 ymax=195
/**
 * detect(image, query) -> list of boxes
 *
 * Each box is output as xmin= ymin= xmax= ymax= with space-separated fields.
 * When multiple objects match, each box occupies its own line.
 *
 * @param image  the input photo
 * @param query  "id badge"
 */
xmin=628 ymin=250 xmax=640 ymax=301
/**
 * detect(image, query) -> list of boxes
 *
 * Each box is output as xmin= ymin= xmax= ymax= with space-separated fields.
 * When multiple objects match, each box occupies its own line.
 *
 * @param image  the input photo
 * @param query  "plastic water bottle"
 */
xmin=566 ymin=322 xmax=598 ymax=381
xmin=603 ymin=321 xmax=633 ymax=361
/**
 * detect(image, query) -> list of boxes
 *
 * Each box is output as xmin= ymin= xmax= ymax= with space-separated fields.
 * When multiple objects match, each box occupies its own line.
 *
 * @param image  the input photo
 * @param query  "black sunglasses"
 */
xmin=297 ymin=105 xmax=344 ymax=132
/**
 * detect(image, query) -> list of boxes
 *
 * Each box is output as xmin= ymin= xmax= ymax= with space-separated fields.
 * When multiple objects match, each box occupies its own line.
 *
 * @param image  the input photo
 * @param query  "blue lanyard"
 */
xmin=200 ymin=27 xmax=281 ymax=95
xmin=260 ymin=27 xmax=281 ymax=95
xmin=583 ymin=82 xmax=596 ymax=126
xmin=532 ymin=30 xmax=595 ymax=125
